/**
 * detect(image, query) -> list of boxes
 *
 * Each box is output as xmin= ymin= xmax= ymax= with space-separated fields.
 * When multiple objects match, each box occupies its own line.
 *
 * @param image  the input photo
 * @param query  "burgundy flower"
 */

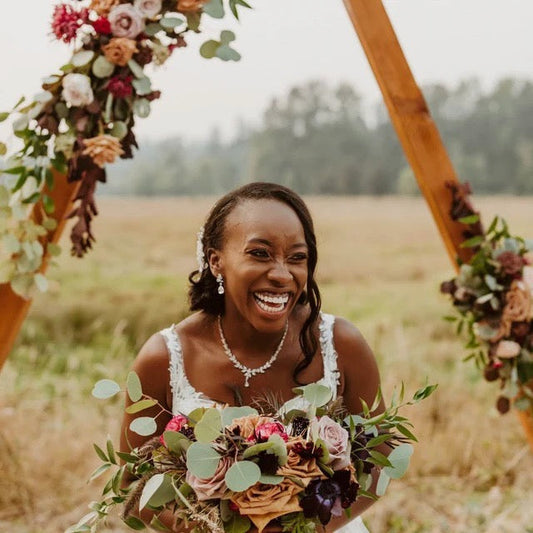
xmin=107 ymin=75 xmax=133 ymax=98
xmin=497 ymin=251 xmax=524 ymax=276
xmin=51 ymin=4 xmax=89 ymax=43
xmin=92 ymin=17 xmax=112 ymax=35
xmin=252 ymin=421 xmax=288 ymax=443
xmin=496 ymin=396 xmax=510 ymax=414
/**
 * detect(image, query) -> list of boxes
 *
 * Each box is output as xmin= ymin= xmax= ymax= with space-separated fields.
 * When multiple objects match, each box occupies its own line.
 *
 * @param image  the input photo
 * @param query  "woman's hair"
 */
xmin=188 ymin=182 xmax=322 ymax=384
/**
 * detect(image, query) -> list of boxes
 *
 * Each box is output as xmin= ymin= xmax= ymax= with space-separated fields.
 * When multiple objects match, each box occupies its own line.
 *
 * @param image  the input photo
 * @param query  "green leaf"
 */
xmin=72 ymin=50 xmax=95 ymax=67
xmin=224 ymin=461 xmax=261 ymax=492
xmin=458 ymin=214 xmax=480 ymax=225
xmin=106 ymin=437 xmax=117 ymax=465
xmin=132 ymin=77 xmax=152 ymax=96
xmin=0 ymin=142 xmax=6 ymax=156
xmin=299 ymin=383 xmax=332 ymax=407
xmin=186 ymin=12 xmax=201 ymax=31
xmin=110 ymin=120 xmax=128 ymax=140
xmin=130 ymin=417 xmax=157 ymax=436
xmin=375 ymin=470 xmax=391 ymax=497
xmin=163 ymin=431 xmax=191 ymax=454
xmin=133 ymin=98 xmax=151 ymax=118
xmin=194 ymin=408 xmax=222 ymax=442
xmin=92 ymin=55 xmax=115 ymax=78
xmin=223 ymin=513 xmax=251 ymax=533
xmin=140 ymin=473 xmax=175 ymax=510
xmin=125 ymin=399 xmax=157 ymax=414
xmin=160 ymin=17 xmax=184 ymax=29
xmin=366 ymin=433 xmax=393 ymax=447
xmin=3 ymin=234 xmax=21 ymax=254
xmin=116 ymin=451 xmax=138 ymax=463
xmin=383 ymin=443 xmax=413 ymax=479
xmin=242 ymin=441 xmax=275 ymax=459
xmin=88 ymin=462 xmax=111 ymax=483
xmin=13 ymin=114 xmax=29 ymax=132
xmin=149 ymin=515 xmax=170 ymax=531
xmin=122 ymin=516 xmax=146 ymax=530
xmin=92 ymin=379 xmax=121 ymax=399
xmin=127 ymin=371 xmax=143 ymax=402
xmin=369 ymin=450 xmax=392 ymax=467
xmin=200 ymin=40 xmax=220 ymax=59
xmin=127 ymin=59 xmax=146 ymax=80
xmin=47 ymin=243 xmax=61 ymax=257
xmin=259 ymin=474 xmax=283 ymax=485
xmin=412 ymin=384 xmax=438 ymax=402
xmin=220 ymin=30 xmax=236 ymax=44
xmin=221 ymin=406 xmax=258 ymax=427
xmin=203 ymin=0 xmax=225 ymax=18
xmin=3 ymin=166 xmax=26 ymax=175
xmin=0 ymin=112 xmax=10 ymax=122
xmin=460 ymin=235 xmax=484 ymax=249
xmin=186 ymin=442 xmax=221 ymax=478
xmin=215 ymin=44 xmax=241 ymax=62
xmin=43 ymin=195 xmax=55 ymax=215
xmin=33 ymin=273 xmax=48 ymax=292
xmin=396 ymin=424 xmax=417 ymax=442
xmin=145 ymin=23 xmax=163 ymax=36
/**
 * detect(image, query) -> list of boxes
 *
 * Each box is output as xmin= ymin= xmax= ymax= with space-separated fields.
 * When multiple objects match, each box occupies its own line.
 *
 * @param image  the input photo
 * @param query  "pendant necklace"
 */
xmin=217 ymin=315 xmax=288 ymax=387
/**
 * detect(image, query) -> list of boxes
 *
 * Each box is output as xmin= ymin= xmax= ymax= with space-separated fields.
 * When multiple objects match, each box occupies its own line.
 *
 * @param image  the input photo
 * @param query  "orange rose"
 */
xmin=503 ymin=281 xmax=531 ymax=322
xmin=102 ymin=37 xmax=138 ymax=67
xmin=231 ymin=480 xmax=303 ymax=533
xmin=176 ymin=0 xmax=204 ymax=13
xmin=227 ymin=415 xmax=277 ymax=440
xmin=89 ymin=0 xmax=120 ymax=17
xmin=82 ymin=134 xmax=124 ymax=167
xmin=277 ymin=438 xmax=323 ymax=485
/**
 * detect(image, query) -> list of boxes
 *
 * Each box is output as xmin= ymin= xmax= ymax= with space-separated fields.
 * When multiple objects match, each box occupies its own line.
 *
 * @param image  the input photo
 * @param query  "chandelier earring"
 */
xmin=216 ymin=273 xmax=225 ymax=295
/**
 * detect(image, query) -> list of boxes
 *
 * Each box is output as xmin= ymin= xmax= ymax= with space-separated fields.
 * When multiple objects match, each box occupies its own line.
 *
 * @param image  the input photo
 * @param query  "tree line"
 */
xmin=105 ymin=77 xmax=533 ymax=196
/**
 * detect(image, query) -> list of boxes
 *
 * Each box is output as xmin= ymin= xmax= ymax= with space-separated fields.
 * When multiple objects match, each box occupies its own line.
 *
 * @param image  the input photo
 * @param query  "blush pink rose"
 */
xmin=159 ymin=414 xmax=188 ymax=446
xmin=134 ymin=0 xmax=162 ymax=18
xmin=252 ymin=421 xmax=289 ymax=443
xmin=108 ymin=4 xmax=145 ymax=39
xmin=186 ymin=455 xmax=232 ymax=501
xmin=312 ymin=416 xmax=351 ymax=470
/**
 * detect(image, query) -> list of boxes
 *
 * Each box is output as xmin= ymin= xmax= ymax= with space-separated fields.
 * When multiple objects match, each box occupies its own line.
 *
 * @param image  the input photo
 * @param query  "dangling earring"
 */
xmin=216 ymin=273 xmax=225 ymax=295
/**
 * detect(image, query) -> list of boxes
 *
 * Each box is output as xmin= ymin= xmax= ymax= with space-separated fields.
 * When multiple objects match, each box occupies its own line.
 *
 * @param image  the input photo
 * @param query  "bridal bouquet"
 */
xmin=68 ymin=377 xmax=435 ymax=532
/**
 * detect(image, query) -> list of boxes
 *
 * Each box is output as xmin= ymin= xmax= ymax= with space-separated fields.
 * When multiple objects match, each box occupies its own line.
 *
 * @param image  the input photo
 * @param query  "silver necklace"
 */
xmin=217 ymin=315 xmax=289 ymax=387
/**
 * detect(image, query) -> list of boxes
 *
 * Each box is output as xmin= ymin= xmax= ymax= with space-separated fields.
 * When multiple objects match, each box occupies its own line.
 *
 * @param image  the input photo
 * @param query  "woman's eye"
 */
xmin=249 ymin=249 xmax=269 ymax=259
xmin=290 ymin=253 xmax=308 ymax=262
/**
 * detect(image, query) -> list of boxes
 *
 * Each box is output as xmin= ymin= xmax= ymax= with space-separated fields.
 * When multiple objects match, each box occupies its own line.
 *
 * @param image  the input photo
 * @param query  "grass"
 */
xmin=0 ymin=195 xmax=532 ymax=532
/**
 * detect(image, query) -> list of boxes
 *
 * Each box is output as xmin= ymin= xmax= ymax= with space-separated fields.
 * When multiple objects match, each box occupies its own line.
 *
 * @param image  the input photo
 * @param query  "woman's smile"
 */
xmin=253 ymin=291 xmax=291 ymax=314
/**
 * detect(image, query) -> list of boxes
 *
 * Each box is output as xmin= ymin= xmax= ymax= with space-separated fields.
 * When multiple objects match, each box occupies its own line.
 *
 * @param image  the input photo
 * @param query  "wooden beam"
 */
xmin=342 ymin=0 xmax=533 ymax=453
xmin=0 ymin=170 xmax=79 ymax=372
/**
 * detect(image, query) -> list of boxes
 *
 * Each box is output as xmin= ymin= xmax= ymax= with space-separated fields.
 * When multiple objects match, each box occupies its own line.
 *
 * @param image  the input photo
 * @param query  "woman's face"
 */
xmin=211 ymin=198 xmax=309 ymax=332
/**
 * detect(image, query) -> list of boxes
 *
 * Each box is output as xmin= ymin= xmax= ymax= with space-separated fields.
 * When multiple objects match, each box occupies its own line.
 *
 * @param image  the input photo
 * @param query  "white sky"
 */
xmin=0 ymin=1 xmax=531 ymax=142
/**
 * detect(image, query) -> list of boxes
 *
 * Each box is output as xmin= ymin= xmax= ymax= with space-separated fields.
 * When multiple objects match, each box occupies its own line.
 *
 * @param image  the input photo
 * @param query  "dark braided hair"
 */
xmin=188 ymin=182 xmax=322 ymax=385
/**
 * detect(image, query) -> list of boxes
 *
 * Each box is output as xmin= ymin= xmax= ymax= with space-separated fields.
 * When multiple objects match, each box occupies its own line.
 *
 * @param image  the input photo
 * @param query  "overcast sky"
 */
xmin=0 ymin=1 xmax=531 ymax=142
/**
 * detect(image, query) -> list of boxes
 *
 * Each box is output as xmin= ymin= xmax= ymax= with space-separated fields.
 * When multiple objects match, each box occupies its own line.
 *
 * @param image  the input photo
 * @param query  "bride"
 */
xmin=121 ymin=182 xmax=385 ymax=532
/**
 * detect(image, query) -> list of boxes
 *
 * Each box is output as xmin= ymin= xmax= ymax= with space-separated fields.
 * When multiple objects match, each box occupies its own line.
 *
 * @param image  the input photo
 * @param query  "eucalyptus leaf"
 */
xmin=12 ymin=114 xmax=29 ymax=132
xmin=160 ymin=17 xmax=184 ymax=29
xmin=125 ymin=399 xmax=157 ymax=414
xmin=163 ymin=431 xmax=191 ymax=454
xmin=110 ymin=121 xmax=128 ymax=140
xmin=132 ymin=77 xmax=152 ymax=96
xmin=375 ymin=470 xmax=391 ymax=497
xmin=130 ymin=417 xmax=158 ymax=436
xmin=221 ymin=406 xmax=258 ymax=427
xmin=92 ymin=379 xmax=121 ymax=399
xmin=10 ymin=274 xmax=33 ymax=297
xmin=145 ymin=23 xmax=163 ymax=36
xmin=126 ymin=371 xmax=143 ymax=402
xmin=259 ymin=474 xmax=284 ymax=485
xmin=223 ymin=513 xmax=251 ymax=533
xmin=186 ymin=442 xmax=221 ymax=478
xmin=33 ymin=273 xmax=49 ymax=292
xmin=220 ymin=30 xmax=236 ymax=44
xmin=72 ymin=50 xmax=95 ymax=67
xmin=2 ymin=234 xmax=21 ymax=254
xmin=34 ymin=91 xmax=53 ymax=104
xmin=122 ymin=516 xmax=147 ymax=530
xmin=203 ymin=0 xmax=225 ymax=18
xmin=194 ymin=408 xmax=222 ymax=442
xmin=133 ymin=98 xmax=151 ymax=118
xmin=0 ymin=112 xmax=9 ymax=122
xmin=215 ymin=44 xmax=241 ymax=62
xmin=383 ymin=443 xmax=413 ymax=479
xmin=140 ymin=473 xmax=175 ymax=510
xmin=200 ymin=40 xmax=220 ymax=59
xmin=92 ymin=55 xmax=115 ymax=78
xmin=301 ymin=383 xmax=332 ymax=407
xmin=224 ymin=461 xmax=261 ymax=492
xmin=127 ymin=59 xmax=146 ymax=80
xmin=0 ymin=142 xmax=7 ymax=156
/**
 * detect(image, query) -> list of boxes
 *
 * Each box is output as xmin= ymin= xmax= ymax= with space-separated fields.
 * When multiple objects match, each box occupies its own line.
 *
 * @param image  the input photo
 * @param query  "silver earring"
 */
xmin=216 ymin=273 xmax=225 ymax=295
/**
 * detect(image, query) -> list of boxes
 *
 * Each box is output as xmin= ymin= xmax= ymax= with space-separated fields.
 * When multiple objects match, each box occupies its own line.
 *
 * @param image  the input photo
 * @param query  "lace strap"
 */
xmin=318 ymin=312 xmax=341 ymax=397
xmin=159 ymin=325 xmax=183 ymax=401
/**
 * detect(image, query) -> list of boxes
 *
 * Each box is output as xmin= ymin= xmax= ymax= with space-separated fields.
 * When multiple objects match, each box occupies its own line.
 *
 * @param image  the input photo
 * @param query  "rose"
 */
xmin=231 ymin=480 xmax=303 ymax=533
xmin=62 ymin=73 xmax=94 ymax=107
xmin=159 ymin=414 xmax=188 ymax=446
xmin=503 ymin=280 xmax=531 ymax=322
xmin=102 ymin=37 xmax=138 ymax=66
xmin=495 ymin=340 xmax=521 ymax=359
xmin=134 ymin=0 xmax=162 ymax=18
xmin=82 ymin=134 xmax=124 ymax=167
xmin=186 ymin=455 xmax=232 ymax=501
xmin=523 ymin=266 xmax=533 ymax=318
xmin=228 ymin=415 xmax=277 ymax=440
xmin=497 ymin=250 xmax=524 ymax=276
xmin=311 ymin=415 xmax=351 ymax=470
xmin=253 ymin=421 xmax=288 ymax=442
xmin=277 ymin=438 xmax=323 ymax=485
xmin=107 ymin=75 xmax=133 ymax=98
xmin=89 ymin=0 xmax=119 ymax=17
xmin=108 ymin=4 xmax=145 ymax=39
xmin=92 ymin=17 xmax=112 ymax=35
xmin=176 ymin=0 xmax=205 ymax=13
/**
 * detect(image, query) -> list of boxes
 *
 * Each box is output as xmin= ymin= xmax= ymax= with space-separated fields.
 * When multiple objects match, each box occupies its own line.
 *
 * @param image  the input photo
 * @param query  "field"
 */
xmin=1 ymin=195 xmax=532 ymax=533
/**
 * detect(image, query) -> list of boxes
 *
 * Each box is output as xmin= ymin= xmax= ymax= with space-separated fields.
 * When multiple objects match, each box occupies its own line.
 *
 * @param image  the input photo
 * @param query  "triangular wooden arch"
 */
xmin=1 ymin=0 xmax=532 ymax=449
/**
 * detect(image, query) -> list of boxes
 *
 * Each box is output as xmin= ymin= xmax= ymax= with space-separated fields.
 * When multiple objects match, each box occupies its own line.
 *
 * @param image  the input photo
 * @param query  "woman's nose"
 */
xmin=267 ymin=261 xmax=293 ymax=284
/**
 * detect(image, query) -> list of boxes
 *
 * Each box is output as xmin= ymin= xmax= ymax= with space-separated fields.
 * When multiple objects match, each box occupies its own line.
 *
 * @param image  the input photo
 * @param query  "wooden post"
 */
xmin=341 ymin=0 xmax=533 ymax=452
xmin=0 ymin=170 xmax=79 ymax=371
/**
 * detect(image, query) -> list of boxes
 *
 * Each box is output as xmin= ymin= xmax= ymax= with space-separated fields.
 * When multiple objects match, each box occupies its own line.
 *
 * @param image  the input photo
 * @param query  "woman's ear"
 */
xmin=207 ymin=248 xmax=222 ymax=277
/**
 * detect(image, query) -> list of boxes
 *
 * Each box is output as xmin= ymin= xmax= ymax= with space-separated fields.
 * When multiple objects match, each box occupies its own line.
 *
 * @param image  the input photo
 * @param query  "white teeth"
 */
xmin=254 ymin=292 xmax=289 ymax=304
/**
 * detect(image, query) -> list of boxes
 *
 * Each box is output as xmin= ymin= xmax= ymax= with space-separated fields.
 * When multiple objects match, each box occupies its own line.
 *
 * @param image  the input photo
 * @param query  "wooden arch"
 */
xmin=1 ymin=0 xmax=532 ymax=450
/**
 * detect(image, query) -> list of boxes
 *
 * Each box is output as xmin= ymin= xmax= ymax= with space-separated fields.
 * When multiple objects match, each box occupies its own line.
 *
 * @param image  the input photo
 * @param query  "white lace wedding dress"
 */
xmin=159 ymin=312 xmax=370 ymax=533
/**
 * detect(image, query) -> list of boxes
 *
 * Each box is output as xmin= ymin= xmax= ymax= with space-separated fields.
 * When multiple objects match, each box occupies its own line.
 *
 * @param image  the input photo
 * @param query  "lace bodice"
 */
xmin=159 ymin=312 xmax=341 ymax=415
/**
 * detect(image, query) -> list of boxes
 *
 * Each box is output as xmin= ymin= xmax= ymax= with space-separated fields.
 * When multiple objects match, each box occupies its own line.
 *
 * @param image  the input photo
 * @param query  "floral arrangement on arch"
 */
xmin=67 ymin=376 xmax=435 ymax=532
xmin=0 ymin=0 xmax=250 ymax=297
xmin=441 ymin=182 xmax=533 ymax=415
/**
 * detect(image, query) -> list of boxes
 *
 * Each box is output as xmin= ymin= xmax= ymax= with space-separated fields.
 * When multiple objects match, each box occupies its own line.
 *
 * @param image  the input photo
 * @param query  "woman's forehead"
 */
xmin=224 ymin=199 xmax=306 ymax=242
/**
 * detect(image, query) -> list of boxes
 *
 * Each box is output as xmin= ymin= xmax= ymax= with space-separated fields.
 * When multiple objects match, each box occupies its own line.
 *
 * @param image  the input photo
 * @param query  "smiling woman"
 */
xmin=120 ymin=182 xmax=383 ymax=532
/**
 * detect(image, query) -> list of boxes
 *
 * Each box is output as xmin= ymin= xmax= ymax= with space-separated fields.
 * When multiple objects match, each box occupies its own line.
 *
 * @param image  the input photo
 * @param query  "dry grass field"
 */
xmin=1 ymin=195 xmax=532 ymax=533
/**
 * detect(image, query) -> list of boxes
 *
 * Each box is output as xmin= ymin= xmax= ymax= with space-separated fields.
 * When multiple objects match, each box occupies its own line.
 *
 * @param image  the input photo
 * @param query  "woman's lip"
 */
xmin=252 ymin=293 xmax=291 ymax=316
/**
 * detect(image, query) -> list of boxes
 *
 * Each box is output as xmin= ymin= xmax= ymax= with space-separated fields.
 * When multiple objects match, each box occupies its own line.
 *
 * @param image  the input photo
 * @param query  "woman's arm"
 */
xmin=325 ymin=317 xmax=388 ymax=531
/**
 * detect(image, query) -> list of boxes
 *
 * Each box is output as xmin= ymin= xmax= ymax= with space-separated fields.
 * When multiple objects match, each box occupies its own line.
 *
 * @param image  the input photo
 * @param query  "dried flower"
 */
xmin=107 ymin=75 xmax=134 ymax=98
xmin=62 ymin=73 xmax=94 ymax=107
xmin=102 ymin=37 xmax=138 ymax=66
xmin=92 ymin=17 xmax=112 ymax=35
xmin=109 ymin=4 xmax=145 ymax=39
xmin=51 ymin=4 xmax=89 ymax=43
xmin=82 ymin=134 xmax=124 ymax=167
xmin=497 ymin=250 xmax=524 ymax=276
xmin=90 ymin=0 xmax=120 ymax=17
xmin=134 ymin=0 xmax=162 ymax=18
xmin=177 ymin=0 xmax=205 ymax=13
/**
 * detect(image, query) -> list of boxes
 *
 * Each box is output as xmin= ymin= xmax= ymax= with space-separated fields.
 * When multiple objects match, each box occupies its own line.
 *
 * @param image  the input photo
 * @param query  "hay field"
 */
xmin=1 ymin=195 xmax=532 ymax=533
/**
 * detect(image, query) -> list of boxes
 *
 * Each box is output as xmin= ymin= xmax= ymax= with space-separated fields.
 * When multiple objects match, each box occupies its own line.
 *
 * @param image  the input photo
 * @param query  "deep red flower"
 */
xmin=92 ymin=17 xmax=112 ymax=35
xmin=106 ymin=76 xmax=133 ymax=98
xmin=51 ymin=4 xmax=89 ymax=44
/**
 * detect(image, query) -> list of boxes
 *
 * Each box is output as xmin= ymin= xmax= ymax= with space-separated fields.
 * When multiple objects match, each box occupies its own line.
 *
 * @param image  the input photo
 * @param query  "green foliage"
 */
xmin=186 ymin=442 xmax=221 ymax=478
xmin=224 ymin=460 xmax=261 ymax=492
